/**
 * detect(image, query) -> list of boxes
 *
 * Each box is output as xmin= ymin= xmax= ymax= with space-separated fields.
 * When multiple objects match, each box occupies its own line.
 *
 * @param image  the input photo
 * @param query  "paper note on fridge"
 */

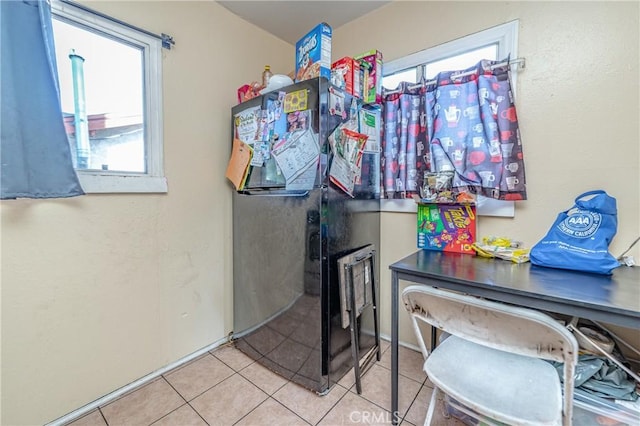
xmin=285 ymin=160 xmax=318 ymax=191
xmin=234 ymin=106 xmax=261 ymax=144
xmin=226 ymin=138 xmax=253 ymax=191
xmin=271 ymin=129 xmax=320 ymax=183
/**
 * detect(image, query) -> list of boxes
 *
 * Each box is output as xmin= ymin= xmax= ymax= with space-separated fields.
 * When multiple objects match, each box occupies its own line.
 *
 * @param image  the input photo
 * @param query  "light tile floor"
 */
xmin=66 ymin=339 xmax=465 ymax=426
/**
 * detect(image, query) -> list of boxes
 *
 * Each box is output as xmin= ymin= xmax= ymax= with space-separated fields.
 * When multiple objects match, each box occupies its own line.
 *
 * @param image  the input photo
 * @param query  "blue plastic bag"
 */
xmin=530 ymin=190 xmax=620 ymax=275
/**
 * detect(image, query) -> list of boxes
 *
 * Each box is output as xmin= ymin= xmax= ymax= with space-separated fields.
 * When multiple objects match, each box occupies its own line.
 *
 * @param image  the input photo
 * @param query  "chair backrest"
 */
xmin=402 ymin=285 xmax=578 ymax=425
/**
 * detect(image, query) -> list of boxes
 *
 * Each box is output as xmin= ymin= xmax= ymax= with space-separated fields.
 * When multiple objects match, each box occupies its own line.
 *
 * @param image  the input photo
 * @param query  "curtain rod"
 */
xmin=383 ymin=57 xmax=525 ymax=96
xmin=57 ymin=0 xmax=175 ymax=49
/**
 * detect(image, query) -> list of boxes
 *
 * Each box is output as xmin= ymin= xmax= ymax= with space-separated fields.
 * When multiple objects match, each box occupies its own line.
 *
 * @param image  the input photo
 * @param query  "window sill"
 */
xmin=78 ymin=173 xmax=168 ymax=194
xmin=380 ymin=197 xmax=514 ymax=217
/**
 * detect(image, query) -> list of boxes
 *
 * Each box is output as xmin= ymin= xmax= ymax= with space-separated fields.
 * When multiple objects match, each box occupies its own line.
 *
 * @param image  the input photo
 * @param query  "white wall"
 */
xmin=0 ymin=1 xmax=292 ymax=424
xmin=333 ymin=1 xmax=639 ymax=345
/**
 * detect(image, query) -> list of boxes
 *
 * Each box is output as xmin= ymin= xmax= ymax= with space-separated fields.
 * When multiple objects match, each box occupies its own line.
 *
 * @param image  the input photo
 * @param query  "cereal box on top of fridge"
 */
xmin=295 ymin=22 xmax=332 ymax=82
xmin=354 ymin=49 xmax=383 ymax=104
xmin=331 ymin=57 xmax=361 ymax=98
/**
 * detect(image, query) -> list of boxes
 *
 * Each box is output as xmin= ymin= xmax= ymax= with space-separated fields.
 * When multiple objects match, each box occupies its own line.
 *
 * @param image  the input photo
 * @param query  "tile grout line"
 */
xmin=97 ymin=408 xmax=109 ymax=426
xmin=341 ymin=362 xmax=426 ymax=423
xmin=231 ymin=395 xmax=312 ymax=426
xmin=166 ymin=347 xmax=271 ymax=424
xmin=396 ymin=379 xmax=427 ymax=425
xmin=228 ymin=378 xmax=272 ymax=425
xmin=158 ymin=375 xmax=210 ymax=426
xmin=312 ymin=383 xmax=354 ymax=426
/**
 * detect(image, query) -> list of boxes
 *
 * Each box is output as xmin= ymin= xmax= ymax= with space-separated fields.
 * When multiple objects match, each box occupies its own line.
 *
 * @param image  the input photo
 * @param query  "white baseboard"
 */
xmin=379 ymin=332 xmax=421 ymax=353
xmin=46 ymin=336 xmax=230 ymax=426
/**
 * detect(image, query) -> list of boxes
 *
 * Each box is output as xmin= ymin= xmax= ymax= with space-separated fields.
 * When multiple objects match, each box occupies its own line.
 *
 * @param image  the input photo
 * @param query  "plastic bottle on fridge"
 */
xmin=262 ymin=65 xmax=273 ymax=89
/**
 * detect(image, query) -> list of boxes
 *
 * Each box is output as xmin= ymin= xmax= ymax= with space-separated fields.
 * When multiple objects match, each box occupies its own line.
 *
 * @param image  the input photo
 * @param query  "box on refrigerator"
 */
xmin=354 ymin=49 xmax=383 ymax=104
xmin=358 ymin=107 xmax=380 ymax=154
xmin=295 ymin=23 xmax=332 ymax=82
xmin=331 ymin=57 xmax=361 ymax=98
xmin=356 ymin=107 xmax=382 ymax=198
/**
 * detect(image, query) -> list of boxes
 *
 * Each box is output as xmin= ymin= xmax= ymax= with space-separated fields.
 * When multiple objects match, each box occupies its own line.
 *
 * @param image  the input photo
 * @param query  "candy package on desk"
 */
xmin=472 ymin=237 xmax=530 ymax=263
xmin=417 ymin=203 xmax=476 ymax=255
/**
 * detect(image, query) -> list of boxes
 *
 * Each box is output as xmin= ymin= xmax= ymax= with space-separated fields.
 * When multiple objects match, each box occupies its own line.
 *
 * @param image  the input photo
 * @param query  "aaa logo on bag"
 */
xmin=557 ymin=209 xmax=601 ymax=238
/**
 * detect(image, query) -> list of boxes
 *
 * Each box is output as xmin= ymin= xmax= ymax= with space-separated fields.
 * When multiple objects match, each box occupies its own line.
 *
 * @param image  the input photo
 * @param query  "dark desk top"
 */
xmin=390 ymin=250 xmax=640 ymax=329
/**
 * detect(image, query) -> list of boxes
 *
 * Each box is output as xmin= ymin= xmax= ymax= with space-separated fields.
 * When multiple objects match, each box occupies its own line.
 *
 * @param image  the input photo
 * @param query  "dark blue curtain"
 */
xmin=1 ymin=0 xmax=84 ymax=199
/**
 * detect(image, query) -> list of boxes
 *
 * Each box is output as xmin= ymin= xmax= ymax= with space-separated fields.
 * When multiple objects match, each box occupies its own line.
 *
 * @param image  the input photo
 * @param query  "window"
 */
xmin=382 ymin=21 xmax=519 ymax=217
xmin=383 ymin=21 xmax=519 ymax=91
xmin=51 ymin=0 xmax=166 ymax=193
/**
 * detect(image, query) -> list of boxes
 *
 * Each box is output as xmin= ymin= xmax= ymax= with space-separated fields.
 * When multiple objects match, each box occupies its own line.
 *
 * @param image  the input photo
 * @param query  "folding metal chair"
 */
xmin=340 ymin=246 xmax=380 ymax=394
xmin=402 ymin=285 xmax=578 ymax=426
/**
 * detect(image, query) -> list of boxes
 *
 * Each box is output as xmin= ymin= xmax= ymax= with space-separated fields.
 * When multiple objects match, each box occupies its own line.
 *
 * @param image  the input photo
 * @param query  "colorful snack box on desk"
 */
xmin=354 ymin=49 xmax=383 ymax=104
xmin=417 ymin=203 xmax=476 ymax=255
xmin=295 ymin=22 xmax=332 ymax=82
xmin=331 ymin=57 xmax=361 ymax=98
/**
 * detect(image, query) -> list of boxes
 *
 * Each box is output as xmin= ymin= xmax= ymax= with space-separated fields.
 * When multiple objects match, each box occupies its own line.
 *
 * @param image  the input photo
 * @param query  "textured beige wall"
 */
xmin=0 ymin=1 xmax=291 ymax=424
xmin=333 ymin=1 xmax=639 ymax=344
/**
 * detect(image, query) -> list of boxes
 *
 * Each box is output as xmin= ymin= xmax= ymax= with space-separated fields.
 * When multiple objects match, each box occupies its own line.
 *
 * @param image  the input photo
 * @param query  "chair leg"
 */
xmin=424 ymin=386 xmax=440 ymax=426
xmin=348 ymin=252 xmax=379 ymax=395
xmin=348 ymin=264 xmax=363 ymax=394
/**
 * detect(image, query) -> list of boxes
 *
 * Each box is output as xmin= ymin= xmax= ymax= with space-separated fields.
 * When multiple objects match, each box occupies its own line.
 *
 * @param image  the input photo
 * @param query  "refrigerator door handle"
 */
xmin=241 ymin=190 xmax=310 ymax=197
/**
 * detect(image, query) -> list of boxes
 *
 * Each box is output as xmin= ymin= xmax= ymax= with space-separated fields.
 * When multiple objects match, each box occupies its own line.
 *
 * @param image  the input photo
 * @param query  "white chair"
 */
xmin=402 ymin=285 xmax=578 ymax=426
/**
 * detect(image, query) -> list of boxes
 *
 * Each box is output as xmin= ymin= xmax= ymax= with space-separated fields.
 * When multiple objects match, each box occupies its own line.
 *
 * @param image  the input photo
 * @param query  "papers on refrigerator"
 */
xmin=225 ymin=139 xmax=253 ymax=191
xmin=329 ymin=127 xmax=368 ymax=197
xmin=234 ymin=106 xmax=261 ymax=144
xmin=271 ymin=129 xmax=320 ymax=184
xmin=285 ymin=161 xmax=318 ymax=191
xmin=358 ymin=107 xmax=381 ymax=153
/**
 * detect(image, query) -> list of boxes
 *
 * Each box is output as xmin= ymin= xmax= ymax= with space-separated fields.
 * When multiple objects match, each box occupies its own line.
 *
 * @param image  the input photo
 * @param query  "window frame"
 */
xmin=51 ymin=0 xmax=167 ymax=193
xmin=381 ymin=21 xmax=520 ymax=217
xmin=384 ymin=20 xmax=519 ymax=92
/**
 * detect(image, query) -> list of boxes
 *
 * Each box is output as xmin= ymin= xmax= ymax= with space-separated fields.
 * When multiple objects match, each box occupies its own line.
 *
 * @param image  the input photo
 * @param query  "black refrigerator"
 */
xmin=231 ymin=77 xmax=381 ymax=394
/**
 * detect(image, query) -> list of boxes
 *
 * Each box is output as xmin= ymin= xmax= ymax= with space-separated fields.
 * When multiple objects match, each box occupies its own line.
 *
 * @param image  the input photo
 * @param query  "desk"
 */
xmin=389 ymin=250 xmax=640 ymax=424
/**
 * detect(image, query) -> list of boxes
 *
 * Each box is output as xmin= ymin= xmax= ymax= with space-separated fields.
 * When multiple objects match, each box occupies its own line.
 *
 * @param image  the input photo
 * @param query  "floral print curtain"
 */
xmin=382 ymin=59 xmax=527 ymax=201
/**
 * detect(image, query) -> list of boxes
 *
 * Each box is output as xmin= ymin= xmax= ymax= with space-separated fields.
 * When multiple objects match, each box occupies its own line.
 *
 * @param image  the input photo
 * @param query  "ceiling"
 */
xmin=217 ymin=1 xmax=391 ymax=45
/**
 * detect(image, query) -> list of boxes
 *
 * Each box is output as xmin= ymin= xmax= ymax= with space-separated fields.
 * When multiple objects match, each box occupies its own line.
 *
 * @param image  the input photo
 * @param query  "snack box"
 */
xmin=358 ymin=106 xmax=381 ymax=154
xmin=354 ymin=49 xmax=383 ymax=104
xmin=417 ymin=203 xmax=476 ymax=254
xmin=331 ymin=57 xmax=361 ymax=98
xmin=359 ymin=61 xmax=371 ymax=105
xmin=295 ymin=22 xmax=332 ymax=82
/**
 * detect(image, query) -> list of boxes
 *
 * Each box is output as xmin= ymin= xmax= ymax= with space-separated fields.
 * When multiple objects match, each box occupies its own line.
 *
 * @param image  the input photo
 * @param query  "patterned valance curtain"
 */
xmin=1 ymin=0 xmax=84 ymax=199
xmin=382 ymin=58 xmax=527 ymax=201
